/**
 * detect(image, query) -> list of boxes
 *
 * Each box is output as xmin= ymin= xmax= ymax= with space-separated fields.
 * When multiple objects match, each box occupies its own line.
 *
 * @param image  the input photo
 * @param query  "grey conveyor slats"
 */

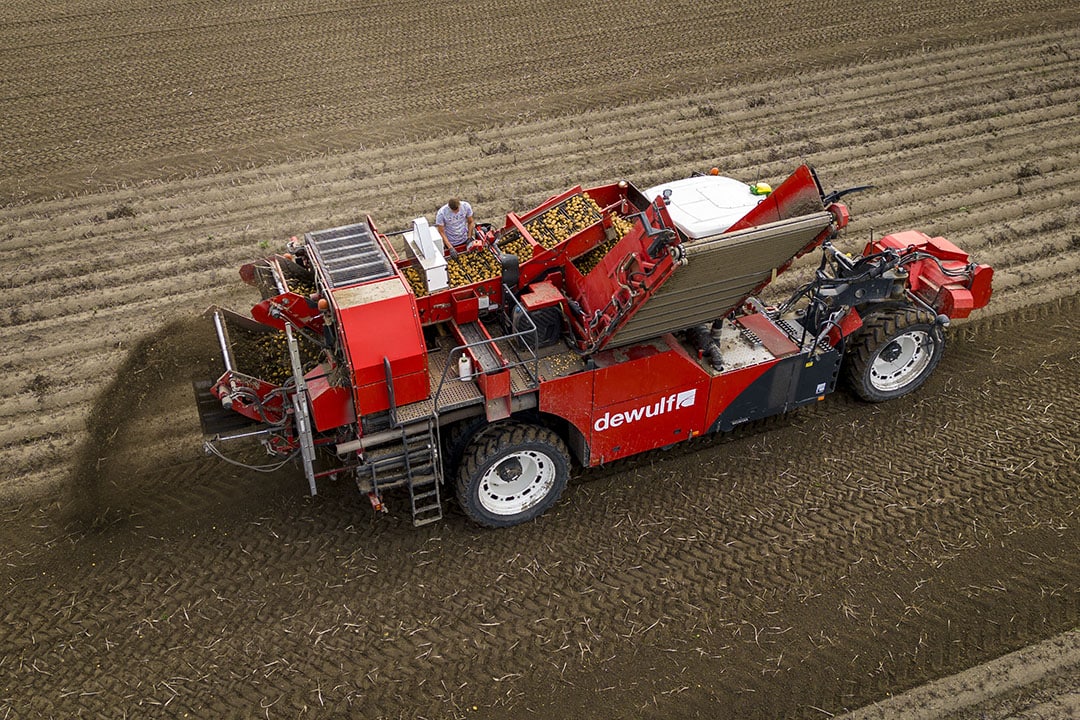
xmin=458 ymin=322 xmax=501 ymax=372
xmin=606 ymin=212 xmax=834 ymax=349
xmin=306 ymin=223 xmax=394 ymax=288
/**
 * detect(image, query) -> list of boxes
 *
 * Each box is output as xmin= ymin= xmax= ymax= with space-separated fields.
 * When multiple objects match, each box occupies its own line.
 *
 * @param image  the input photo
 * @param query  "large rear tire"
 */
xmin=456 ymin=422 xmax=569 ymax=528
xmin=844 ymin=308 xmax=945 ymax=402
xmin=442 ymin=416 xmax=488 ymax=482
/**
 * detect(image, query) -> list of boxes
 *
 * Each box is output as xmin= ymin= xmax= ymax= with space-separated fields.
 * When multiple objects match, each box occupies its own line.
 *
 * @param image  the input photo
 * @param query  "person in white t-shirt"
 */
xmin=435 ymin=198 xmax=475 ymax=253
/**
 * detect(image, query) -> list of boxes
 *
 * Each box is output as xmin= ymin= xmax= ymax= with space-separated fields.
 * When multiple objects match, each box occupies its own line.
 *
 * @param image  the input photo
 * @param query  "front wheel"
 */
xmin=456 ymin=422 xmax=569 ymax=528
xmin=844 ymin=308 xmax=945 ymax=402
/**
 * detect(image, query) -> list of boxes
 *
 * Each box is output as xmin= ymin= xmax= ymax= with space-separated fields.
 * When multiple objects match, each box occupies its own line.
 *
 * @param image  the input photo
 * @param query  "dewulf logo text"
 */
xmin=593 ymin=389 xmax=697 ymax=432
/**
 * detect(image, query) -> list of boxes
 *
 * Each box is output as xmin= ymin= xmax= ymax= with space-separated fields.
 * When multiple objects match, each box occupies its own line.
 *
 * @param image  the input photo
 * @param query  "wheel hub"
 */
xmin=479 ymin=449 xmax=555 ymax=516
xmin=495 ymin=457 xmax=523 ymax=482
xmin=870 ymin=330 xmax=933 ymax=392
xmin=881 ymin=341 xmax=903 ymax=363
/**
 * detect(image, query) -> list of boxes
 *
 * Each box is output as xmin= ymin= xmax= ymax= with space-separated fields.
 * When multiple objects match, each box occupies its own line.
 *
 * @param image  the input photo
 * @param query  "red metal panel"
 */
xmin=539 ymin=370 xmax=595 ymax=459
xmin=521 ymin=281 xmax=564 ymax=310
xmin=727 ymin=164 xmax=823 ymax=231
xmin=872 ymin=231 xmax=993 ymax=319
xmin=334 ymin=278 xmax=429 ymax=413
xmin=212 ymin=370 xmax=286 ymax=425
xmin=306 ymin=369 xmax=355 ymax=431
xmin=563 ymin=222 xmax=606 ymax=259
xmin=251 ymin=291 xmax=324 ymax=334
xmin=507 ymin=182 xmax=642 ymax=289
xmin=828 ymin=307 xmax=863 ymax=346
xmin=968 ymin=265 xmax=994 ymax=313
xmin=562 ymin=200 xmax=679 ymax=351
xmin=410 ymin=277 xmax=502 ymax=325
xmin=451 ymin=289 xmax=480 ymax=324
xmin=588 ymin=338 xmax=711 ymax=463
xmin=476 ymin=368 xmax=511 ymax=400
xmin=736 ymin=313 xmax=800 ymax=358
xmin=355 ymin=369 xmax=429 ymax=416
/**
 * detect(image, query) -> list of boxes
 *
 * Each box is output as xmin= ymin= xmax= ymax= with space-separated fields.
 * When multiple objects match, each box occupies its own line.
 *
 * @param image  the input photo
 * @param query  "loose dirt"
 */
xmin=840 ymin=630 xmax=1080 ymax=720
xmin=1 ymin=0 xmax=1078 ymax=717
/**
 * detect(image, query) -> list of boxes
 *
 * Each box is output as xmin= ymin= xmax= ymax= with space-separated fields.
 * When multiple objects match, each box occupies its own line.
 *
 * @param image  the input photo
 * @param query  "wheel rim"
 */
xmin=870 ymin=329 xmax=934 ymax=392
xmin=478 ymin=449 xmax=556 ymax=516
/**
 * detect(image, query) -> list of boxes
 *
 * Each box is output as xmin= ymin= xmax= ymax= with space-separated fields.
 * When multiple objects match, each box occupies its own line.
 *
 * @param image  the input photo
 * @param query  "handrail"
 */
xmin=431 ymin=286 xmax=540 ymax=414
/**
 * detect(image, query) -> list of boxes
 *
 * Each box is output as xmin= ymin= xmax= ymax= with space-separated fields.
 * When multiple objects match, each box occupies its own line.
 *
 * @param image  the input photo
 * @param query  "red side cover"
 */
xmin=727 ymin=164 xmax=825 ymax=232
xmin=332 ymin=277 xmax=429 ymax=415
xmin=872 ymin=231 xmax=993 ymax=319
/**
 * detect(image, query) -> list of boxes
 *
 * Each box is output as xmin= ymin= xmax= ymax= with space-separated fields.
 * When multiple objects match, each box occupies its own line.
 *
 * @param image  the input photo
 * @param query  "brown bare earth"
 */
xmin=1 ymin=1 xmax=1078 ymax=718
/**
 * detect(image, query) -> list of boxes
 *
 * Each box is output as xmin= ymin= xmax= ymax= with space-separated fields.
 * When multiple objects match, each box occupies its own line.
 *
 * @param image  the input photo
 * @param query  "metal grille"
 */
xmin=306 ymin=223 xmax=393 ymax=288
xmin=396 ymin=347 xmax=484 ymax=424
xmin=778 ymin=317 xmax=833 ymax=352
xmin=776 ymin=318 xmax=811 ymax=349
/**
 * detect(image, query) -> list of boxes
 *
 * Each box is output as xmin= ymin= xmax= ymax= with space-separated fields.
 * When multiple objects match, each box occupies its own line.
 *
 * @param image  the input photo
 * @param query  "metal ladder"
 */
xmin=363 ymin=419 xmax=443 ymax=527
xmin=285 ymin=325 xmax=319 ymax=496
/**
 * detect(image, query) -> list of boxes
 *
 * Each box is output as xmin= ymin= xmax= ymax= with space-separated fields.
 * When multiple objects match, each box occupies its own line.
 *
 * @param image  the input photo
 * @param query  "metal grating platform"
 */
xmin=306 ymin=223 xmax=394 ymax=288
xmin=396 ymin=347 xmax=483 ymax=424
xmin=715 ymin=318 xmax=775 ymax=371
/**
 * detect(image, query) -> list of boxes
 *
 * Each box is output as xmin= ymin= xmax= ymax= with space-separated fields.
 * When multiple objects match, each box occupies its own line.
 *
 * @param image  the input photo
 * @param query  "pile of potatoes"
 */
xmin=573 ymin=213 xmax=636 ymax=275
xmin=402 ymin=265 xmax=427 ymax=297
xmin=447 ymin=249 xmax=501 ymax=287
xmin=401 ymin=248 xmax=501 ymax=297
xmin=497 ymin=231 xmax=533 ymax=262
xmin=524 ymin=193 xmax=603 ymax=249
xmin=286 ymin=277 xmax=315 ymax=298
xmin=236 ymin=329 xmax=323 ymax=387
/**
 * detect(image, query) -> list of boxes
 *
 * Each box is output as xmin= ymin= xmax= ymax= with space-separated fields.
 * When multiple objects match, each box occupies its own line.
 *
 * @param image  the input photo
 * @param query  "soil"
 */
xmin=1 ymin=0 xmax=1079 ymax=717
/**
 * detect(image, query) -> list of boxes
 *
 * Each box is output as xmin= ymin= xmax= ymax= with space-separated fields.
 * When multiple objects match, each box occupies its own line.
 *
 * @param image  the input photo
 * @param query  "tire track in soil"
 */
xmin=0 ymin=298 xmax=1076 ymax=718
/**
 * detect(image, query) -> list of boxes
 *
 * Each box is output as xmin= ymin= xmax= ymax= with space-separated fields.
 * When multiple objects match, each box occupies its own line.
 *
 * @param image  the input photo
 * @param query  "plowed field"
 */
xmin=1 ymin=0 xmax=1078 ymax=718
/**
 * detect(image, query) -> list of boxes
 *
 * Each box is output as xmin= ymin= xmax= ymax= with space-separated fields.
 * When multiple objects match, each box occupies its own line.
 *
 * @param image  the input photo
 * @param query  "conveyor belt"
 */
xmin=458 ymin=321 xmax=501 ymax=372
xmin=306 ymin=223 xmax=394 ymax=288
xmin=607 ymin=212 xmax=833 ymax=348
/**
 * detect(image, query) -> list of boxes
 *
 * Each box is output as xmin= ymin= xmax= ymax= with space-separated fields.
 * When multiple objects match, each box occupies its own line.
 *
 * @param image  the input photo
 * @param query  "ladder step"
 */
xmin=359 ymin=415 xmax=444 ymax=526
xmin=413 ymin=514 xmax=442 ymax=527
xmin=370 ymin=450 xmax=432 ymax=468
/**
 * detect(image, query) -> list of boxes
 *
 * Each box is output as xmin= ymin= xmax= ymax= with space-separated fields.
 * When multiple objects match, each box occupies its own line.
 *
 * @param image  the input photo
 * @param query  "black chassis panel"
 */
xmin=710 ymin=348 xmax=842 ymax=433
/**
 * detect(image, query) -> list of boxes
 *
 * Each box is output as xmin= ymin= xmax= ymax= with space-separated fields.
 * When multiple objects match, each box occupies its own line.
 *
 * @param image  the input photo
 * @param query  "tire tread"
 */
xmin=455 ymin=421 xmax=569 ymax=528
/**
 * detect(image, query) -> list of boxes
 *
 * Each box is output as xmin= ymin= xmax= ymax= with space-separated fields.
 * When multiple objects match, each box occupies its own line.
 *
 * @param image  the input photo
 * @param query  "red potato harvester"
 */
xmin=195 ymin=164 xmax=992 ymax=528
